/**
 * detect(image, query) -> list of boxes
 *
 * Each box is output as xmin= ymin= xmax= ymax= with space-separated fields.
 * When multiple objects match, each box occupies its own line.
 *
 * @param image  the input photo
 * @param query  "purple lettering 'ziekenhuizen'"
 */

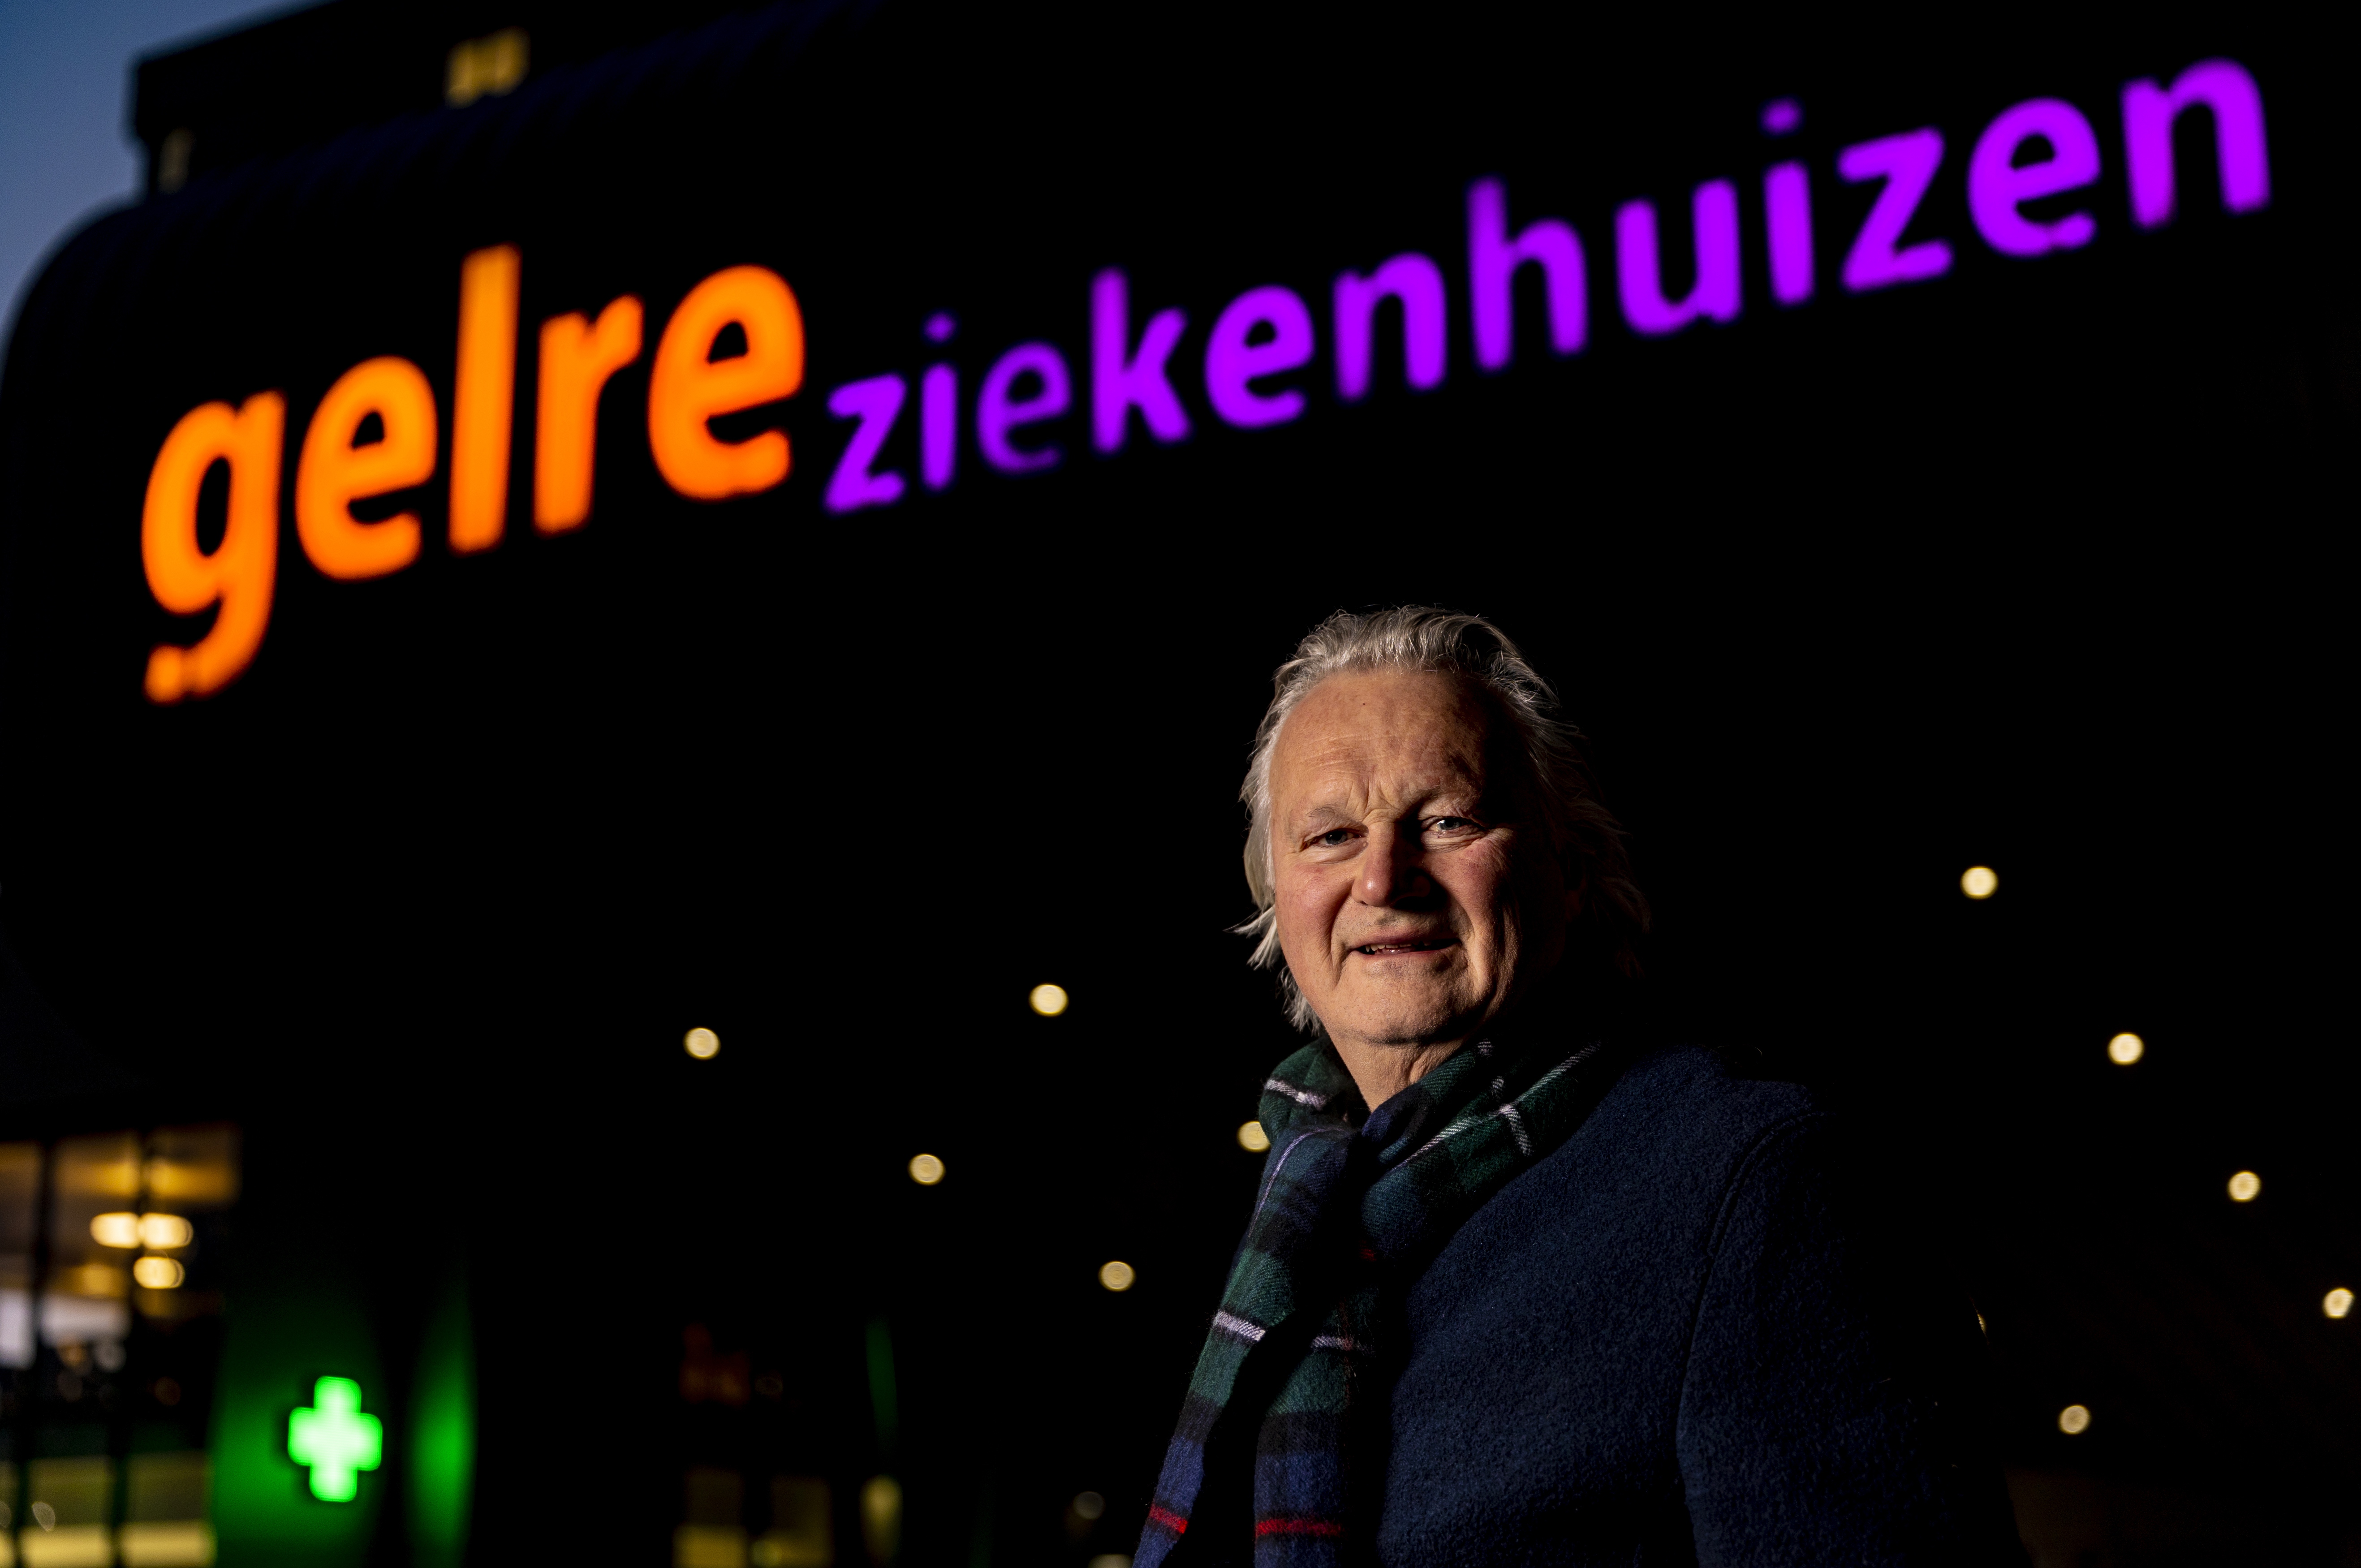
xmin=824 ymin=375 xmax=907 ymax=513
xmin=1837 ymin=129 xmax=1952 ymax=290
xmin=1969 ymin=98 xmax=2102 ymax=256
xmin=1616 ymin=181 xmax=1741 ymax=334
xmin=2122 ymin=60 xmax=2270 ymax=228
xmin=1092 ymin=270 xmax=1191 ymax=452
xmin=978 ymin=342 xmax=1070 ymax=473
xmin=1205 ymin=286 xmax=1315 ymax=428
xmin=1467 ymin=179 xmax=1587 ymax=370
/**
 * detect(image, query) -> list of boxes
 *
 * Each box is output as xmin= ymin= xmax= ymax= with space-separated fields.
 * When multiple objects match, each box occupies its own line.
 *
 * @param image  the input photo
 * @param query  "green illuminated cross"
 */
xmin=288 ymin=1376 xmax=383 ymax=1501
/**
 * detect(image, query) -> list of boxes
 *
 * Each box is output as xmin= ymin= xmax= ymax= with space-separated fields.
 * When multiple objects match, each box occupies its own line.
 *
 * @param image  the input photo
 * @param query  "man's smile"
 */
xmin=1350 ymin=933 xmax=1457 ymax=957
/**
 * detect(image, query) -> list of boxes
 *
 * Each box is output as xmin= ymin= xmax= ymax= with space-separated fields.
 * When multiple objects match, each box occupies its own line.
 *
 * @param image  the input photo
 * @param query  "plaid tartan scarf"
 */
xmin=1136 ymin=1029 xmax=1615 ymax=1568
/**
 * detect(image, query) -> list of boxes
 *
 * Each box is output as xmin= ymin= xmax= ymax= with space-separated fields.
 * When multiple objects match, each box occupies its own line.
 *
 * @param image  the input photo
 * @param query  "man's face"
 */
xmin=1268 ymin=668 xmax=1570 ymax=1058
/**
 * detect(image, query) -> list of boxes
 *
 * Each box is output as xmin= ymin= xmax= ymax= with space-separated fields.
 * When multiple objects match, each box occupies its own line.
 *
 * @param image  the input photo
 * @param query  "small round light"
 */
xmin=908 ymin=1153 xmax=945 ymax=1186
xmin=138 ymin=1213 xmax=194 ymax=1249
xmin=133 ymin=1256 xmax=185 ymax=1290
xmin=1099 ymin=1260 xmax=1135 ymax=1292
xmin=1237 ymin=1120 xmax=1270 ymax=1153
xmin=2227 ymin=1170 xmax=2261 ymax=1203
xmin=90 ymin=1212 xmax=141 ymax=1249
xmin=2057 ymin=1404 xmax=2090 ymax=1434
xmin=2107 ymin=1032 xmax=2144 ymax=1065
xmin=1030 ymin=984 xmax=1070 ymax=1017
xmin=2325 ymin=1288 xmax=2354 ymax=1320
xmin=684 ymin=1027 xmax=720 ymax=1060
xmin=1072 ymin=1492 xmax=1106 ymax=1521
xmin=1960 ymin=866 xmax=1999 ymax=900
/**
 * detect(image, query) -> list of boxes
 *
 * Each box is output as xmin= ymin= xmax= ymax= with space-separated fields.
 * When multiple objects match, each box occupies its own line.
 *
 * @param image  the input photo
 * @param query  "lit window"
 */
xmin=1099 ymin=1260 xmax=1135 ymax=1292
xmin=908 ymin=1154 xmax=945 ymax=1186
xmin=861 ymin=1475 xmax=902 ymax=1565
xmin=2107 ymin=1033 xmax=2144 ymax=1065
xmin=445 ymin=28 xmax=528 ymax=108
xmin=2227 ymin=1170 xmax=2261 ymax=1203
xmin=138 ymin=1213 xmax=194 ymax=1249
xmin=155 ymin=129 xmax=194 ymax=194
xmin=1030 ymin=984 xmax=1069 ymax=1017
xmin=1960 ymin=866 xmax=1998 ymax=900
xmin=90 ymin=1211 xmax=141 ymax=1248
xmin=2325 ymin=1288 xmax=2352 ymax=1320
xmin=57 ymin=1261 xmax=127 ymax=1299
xmin=120 ymin=1452 xmax=213 ymax=1565
xmin=684 ymin=1027 xmax=720 ymax=1060
xmin=133 ymin=1256 xmax=185 ymax=1290
xmin=1237 ymin=1120 xmax=1271 ymax=1153
xmin=2057 ymin=1404 xmax=2090 ymax=1434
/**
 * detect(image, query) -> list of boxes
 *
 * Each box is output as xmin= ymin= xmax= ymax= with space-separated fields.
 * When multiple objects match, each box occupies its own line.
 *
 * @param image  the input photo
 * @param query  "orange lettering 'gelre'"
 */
xmin=142 ymin=391 xmax=286 ymax=702
xmin=646 ymin=265 xmax=804 ymax=500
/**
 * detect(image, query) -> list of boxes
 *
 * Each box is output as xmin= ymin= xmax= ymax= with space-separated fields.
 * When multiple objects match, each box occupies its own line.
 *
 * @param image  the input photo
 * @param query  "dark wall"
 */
xmin=3 ymin=4 xmax=2356 ymax=1561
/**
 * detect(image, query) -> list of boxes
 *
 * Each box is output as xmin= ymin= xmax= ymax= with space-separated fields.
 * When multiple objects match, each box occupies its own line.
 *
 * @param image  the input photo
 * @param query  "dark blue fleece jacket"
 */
xmin=1376 ymin=1044 xmax=2026 ymax=1567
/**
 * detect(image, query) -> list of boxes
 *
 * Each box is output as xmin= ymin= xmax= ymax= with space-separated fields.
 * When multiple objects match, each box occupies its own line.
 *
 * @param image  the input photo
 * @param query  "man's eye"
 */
xmin=1428 ymin=817 xmax=1476 ymax=834
xmin=1316 ymin=829 xmax=1355 ymax=847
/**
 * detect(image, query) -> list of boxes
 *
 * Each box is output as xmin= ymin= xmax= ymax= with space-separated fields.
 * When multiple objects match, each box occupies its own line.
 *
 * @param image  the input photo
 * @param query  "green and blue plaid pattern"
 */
xmin=1137 ymin=1030 xmax=1614 ymax=1568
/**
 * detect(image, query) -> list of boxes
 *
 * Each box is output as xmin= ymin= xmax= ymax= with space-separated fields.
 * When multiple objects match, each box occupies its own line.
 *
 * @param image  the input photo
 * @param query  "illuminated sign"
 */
xmin=288 ymin=1376 xmax=384 ymax=1502
xmin=137 ymin=57 xmax=2267 ymax=702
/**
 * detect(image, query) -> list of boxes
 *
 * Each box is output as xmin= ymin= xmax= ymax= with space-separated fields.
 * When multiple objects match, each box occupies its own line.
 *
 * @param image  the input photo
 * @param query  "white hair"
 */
xmin=1236 ymin=606 xmax=1648 ymax=1031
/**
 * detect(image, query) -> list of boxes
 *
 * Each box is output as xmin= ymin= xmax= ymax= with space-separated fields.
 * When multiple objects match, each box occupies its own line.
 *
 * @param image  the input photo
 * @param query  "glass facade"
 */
xmin=0 ymin=1129 xmax=235 ymax=1568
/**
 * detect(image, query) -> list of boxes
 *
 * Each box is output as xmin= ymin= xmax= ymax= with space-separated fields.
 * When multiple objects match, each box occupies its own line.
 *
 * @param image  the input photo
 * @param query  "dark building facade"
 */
xmin=0 ymin=4 xmax=2354 ymax=1564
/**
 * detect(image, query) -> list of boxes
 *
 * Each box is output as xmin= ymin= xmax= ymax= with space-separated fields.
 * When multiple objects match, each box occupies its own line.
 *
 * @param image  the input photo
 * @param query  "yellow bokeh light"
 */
xmin=90 ymin=1212 xmax=142 ymax=1249
xmin=861 ymin=1475 xmax=902 ymax=1564
xmin=1030 ymin=983 xmax=1069 ymax=1017
xmin=133 ymin=1256 xmax=185 ymax=1290
xmin=908 ymin=1153 xmax=945 ymax=1186
xmin=2227 ymin=1170 xmax=2261 ymax=1202
xmin=1099 ymin=1260 xmax=1135 ymax=1292
xmin=1237 ymin=1120 xmax=1271 ymax=1152
xmin=684 ymin=1027 xmax=720 ymax=1059
xmin=2107 ymin=1033 xmax=2144 ymax=1065
xmin=58 ymin=1262 xmax=127 ymax=1299
xmin=2057 ymin=1404 xmax=2090 ymax=1434
xmin=1960 ymin=866 xmax=1998 ymax=900
xmin=138 ymin=1213 xmax=194 ymax=1249
xmin=2325 ymin=1288 xmax=2354 ymax=1320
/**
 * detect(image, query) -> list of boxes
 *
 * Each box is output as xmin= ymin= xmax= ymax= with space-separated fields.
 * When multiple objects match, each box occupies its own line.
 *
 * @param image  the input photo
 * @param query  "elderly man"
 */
xmin=1137 ymin=608 xmax=2023 ymax=1567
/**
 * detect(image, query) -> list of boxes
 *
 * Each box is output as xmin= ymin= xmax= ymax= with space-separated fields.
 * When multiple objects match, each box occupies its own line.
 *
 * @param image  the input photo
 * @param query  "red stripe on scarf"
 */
xmin=1148 ymin=1505 xmax=1189 ymax=1535
xmin=1255 ymin=1518 xmax=1344 ymax=1538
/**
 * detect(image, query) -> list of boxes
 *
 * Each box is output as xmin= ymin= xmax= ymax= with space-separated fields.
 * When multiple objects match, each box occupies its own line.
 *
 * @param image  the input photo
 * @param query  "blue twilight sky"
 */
xmin=0 ymin=0 xmax=302 ymax=349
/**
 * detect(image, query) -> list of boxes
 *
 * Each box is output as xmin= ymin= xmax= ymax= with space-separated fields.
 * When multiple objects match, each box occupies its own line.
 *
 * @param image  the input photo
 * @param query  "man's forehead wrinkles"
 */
xmin=1269 ymin=666 xmax=1500 ymax=836
xmin=1281 ymin=730 xmax=1486 ymax=782
xmin=1289 ymin=738 xmax=1486 ymax=786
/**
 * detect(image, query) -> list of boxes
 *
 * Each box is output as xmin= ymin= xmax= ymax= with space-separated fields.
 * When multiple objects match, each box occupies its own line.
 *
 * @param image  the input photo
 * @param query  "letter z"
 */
xmin=1837 ymin=128 xmax=1953 ymax=290
xmin=824 ymin=375 xmax=908 ymax=513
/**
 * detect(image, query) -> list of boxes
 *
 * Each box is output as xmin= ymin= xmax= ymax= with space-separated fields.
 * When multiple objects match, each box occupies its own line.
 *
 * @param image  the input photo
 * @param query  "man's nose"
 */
xmin=1358 ymin=821 xmax=1432 ymax=905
